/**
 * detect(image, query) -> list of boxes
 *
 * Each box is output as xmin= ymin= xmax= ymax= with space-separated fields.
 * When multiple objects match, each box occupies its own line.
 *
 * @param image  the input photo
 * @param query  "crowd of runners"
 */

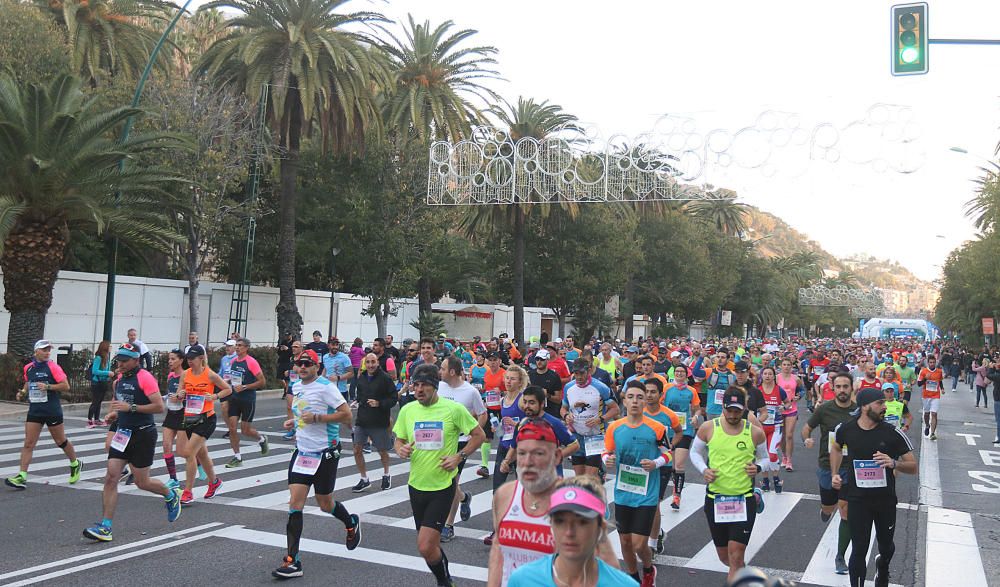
xmin=7 ymin=330 xmax=1000 ymax=586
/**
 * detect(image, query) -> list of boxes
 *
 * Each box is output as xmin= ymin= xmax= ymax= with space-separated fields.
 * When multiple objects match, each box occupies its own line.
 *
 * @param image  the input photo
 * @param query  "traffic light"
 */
xmin=891 ymin=3 xmax=928 ymax=76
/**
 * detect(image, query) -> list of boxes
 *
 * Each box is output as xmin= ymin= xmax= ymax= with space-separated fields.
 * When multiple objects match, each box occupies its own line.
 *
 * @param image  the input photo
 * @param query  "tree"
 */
xmin=0 ymin=74 xmax=187 ymax=355
xmin=965 ymin=163 xmax=1000 ymax=234
xmin=196 ymin=0 xmax=386 ymax=338
xmin=0 ymin=0 xmax=71 ymax=86
xmin=685 ymin=197 xmax=750 ymax=237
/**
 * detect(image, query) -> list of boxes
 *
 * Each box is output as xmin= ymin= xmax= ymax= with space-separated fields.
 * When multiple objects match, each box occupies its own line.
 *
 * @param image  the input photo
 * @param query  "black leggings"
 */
xmin=977 ymin=385 xmax=989 ymax=407
xmin=88 ymin=380 xmax=108 ymax=421
xmin=847 ymin=498 xmax=896 ymax=586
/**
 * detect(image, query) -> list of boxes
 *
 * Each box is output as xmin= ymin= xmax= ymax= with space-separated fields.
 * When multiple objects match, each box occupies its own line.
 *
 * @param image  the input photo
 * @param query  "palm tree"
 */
xmin=965 ymin=163 xmax=1000 ymax=234
xmin=36 ymin=0 xmax=175 ymax=86
xmin=0 ymin=74 xmax=187 ymax=355
xmin=196 ymin=0 xmax=386 ymax=336
xmin=173 ymin=8 xmax=228 ymax=76
xmin=462 ymin=97 xmax=579 ymax=350
xmin=685 ymin=197 xmax=750 ymax=237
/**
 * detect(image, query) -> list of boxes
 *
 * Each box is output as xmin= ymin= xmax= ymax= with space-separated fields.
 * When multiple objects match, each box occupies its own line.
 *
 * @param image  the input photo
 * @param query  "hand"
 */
xmin=234 ymin=384 xmax=243 ymax=394
xmin=396 ymin=441 xmax=414 ymax=459
xmin=110 ymin=400 xmax=130 ymax=412
xmin=902 ymin=424 xmax=910 ymax=432
xmin=640 ymin=458 xmax=657 ymax=471
xmin=502 ymin=416 xmax=514 ymax=427
xmin=563 ymin=413 xmax=575 ymax=427
xmin=585 ymin=416 xmax=602 ymax=428
xmin=745 ymin=462 xmax=758 ymax=477
xmin=15 ymin=390 xmax=25 ymax=402
xmin=105 ymin=412 xmax=118 ymax=423
xmin=605 ymin=454 xmax=617 ymax=469
xmin=873 ymin=450 xmax=894 ymax=469
xmin=439 ymin=454 xmax=462 ymax=471
xmin=283 ymin=418 xmax=295 ymax=430
xmin=499 ymin=460 xmax=511 ymax=474
xmin=367 ymin=399 xmax=379 ymax=408
xmin=832 ymin=474 xmax=842 ymax=490
xmin=804 ymin=437 xmax=815 ymax=449
xmin=176 ymin=390 xmax=186 ymax=400
xmin=703 ymin=468 xmax=717 ymax=483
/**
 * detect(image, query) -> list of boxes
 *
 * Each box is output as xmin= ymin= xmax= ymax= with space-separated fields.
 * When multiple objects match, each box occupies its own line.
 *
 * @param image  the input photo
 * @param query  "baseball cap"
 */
xmin=328 ymin=336 xmax=340 ymax=344
xmin=225 ymin=339 xmax=237 ymax=346
xmin=548 ymin=485 xmax=604 ymax=519
xmin=723 ymin=390 xmax=746 ymax=410
xmin=295 ymin=349 xmax=320 ymax=364
xmin=627 ymin=345 xmax=640 ymax=353
xmin=659 ymin=342 xmax=668 ymax=349
xmin=515 ymin=420 xmax=558 ymax=445
xmin=115 ymin=343 xmax=141 ymax=359
xmin=410 ymin=363 xmax=441 ymax=387
xmin=485 ymin=350 xmax=500 ymax=359
xmin=184 ymin=344 xmax=207 ymax=359
xmin=571 ymin=358 xmax=590 ymax=373
xmin=33 ymin=339 xmax=52 ymax=351
xmin=734 ymin=361 xmax=751 ymax=372
xmin=535 ymin=349 xmax=551 ymax=360
xmin=529 ymin=341 xmax=540 ymax=349
xmin=554 ymin=337 xmax=563 ymax=344
xmin=670 ymin=351 xmax=682 ymax=358
xmin=881 ymin=382 xmax=897 ymax=392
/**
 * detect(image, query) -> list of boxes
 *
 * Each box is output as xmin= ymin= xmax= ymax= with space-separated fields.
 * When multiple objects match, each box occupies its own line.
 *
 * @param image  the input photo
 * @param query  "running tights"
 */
xmin=847 ymin=498 xmax=895 ymax=586
xmin=88 ymin=380 xmax=107 ymax=421
xmin=286 ymin=510 xmax=303 ymax=559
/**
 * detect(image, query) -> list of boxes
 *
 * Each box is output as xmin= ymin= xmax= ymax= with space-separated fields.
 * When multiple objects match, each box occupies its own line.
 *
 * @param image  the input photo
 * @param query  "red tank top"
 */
xmin=858 ymin=377 xmax=882 ymax=391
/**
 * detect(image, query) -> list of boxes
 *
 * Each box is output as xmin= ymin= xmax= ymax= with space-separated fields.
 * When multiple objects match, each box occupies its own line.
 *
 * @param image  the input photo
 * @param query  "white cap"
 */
xmin=225 ymin=339 xmax=237 ymax=346
xmin=670 ymin=351 xmax=682 ymax=358
xmin=554 ymin=338 xmax=563 ymax=344
xmin=536 ymin=349 xmax=551 ymax=360
xmin=33 ymin=339 xmax=52 ymax=350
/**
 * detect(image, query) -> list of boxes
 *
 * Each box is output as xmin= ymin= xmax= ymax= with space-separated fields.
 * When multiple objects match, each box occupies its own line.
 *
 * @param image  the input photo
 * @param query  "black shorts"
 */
xmin=162 ymin=409 xmax=184 ymax=431
xmin=227 ymin=394 xmax=256 ymax=422
xmin=409 ymin=479 xmax=457 ymax=533
xmin=658 ymin=467 xmax=673 ymax=501
xmin=185 ymin=413 xmax=217 ymax=439
xmin=457 ymin=441 xmax=469 ymax=475
xmin=673 ymin=435 xmax=693 ymax=450
xmin=26 ymin=413 xmax=63 ymax=427
xmin=817 ymin=467 xmax=849 ymax=506
xmin=108 ymin=425 xmax=157 ymax=468
xmin=704 ymin=494 xmax=757 ymax=547
xmin=570 ymin=454 xmax=602 ymax=468
xmin=616 ymin=504 xmax=658 ymax=535
xmin=287 ymin=446 xmax=342 ymax=494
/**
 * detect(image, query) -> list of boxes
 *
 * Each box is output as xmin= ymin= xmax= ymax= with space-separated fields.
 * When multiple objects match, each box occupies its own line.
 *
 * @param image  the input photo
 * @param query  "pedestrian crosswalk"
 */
xmin=0 ymin=420 xmax=936 ymax=586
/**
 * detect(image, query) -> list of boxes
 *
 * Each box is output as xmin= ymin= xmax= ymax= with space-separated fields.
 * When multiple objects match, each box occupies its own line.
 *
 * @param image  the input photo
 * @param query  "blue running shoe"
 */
xmin=165 ymin=488 xmax=182 ymax=523
xmin=83 ymin=523 xmax=112 ymax=542
xmin=283 ymin=429 xmax=296 ymax=441
xmin=166 ymin=478 xmax=181 ymax=491
xmin=197 ymin=465 xmax=207 ymax=481
xmin=754 ymin=487 xmax=765 ymax=514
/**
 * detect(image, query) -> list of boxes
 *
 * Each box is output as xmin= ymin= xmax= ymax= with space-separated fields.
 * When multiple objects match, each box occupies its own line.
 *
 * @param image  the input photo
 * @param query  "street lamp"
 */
xmin=328 ymin=247 xmax=340 ymax=338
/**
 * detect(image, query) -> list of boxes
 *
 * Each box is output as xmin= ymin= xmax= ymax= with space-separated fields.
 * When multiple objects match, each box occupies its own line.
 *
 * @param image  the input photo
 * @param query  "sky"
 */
xmin=195 ymin=0 xmax=1000 ymax=281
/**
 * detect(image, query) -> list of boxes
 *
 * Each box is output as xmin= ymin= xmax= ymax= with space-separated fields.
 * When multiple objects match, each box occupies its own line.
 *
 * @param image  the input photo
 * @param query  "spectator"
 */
xmin=126 ymin=328 xmax=152 ymax=370
xmin=88 ymin=340 xmax=112 ymax=428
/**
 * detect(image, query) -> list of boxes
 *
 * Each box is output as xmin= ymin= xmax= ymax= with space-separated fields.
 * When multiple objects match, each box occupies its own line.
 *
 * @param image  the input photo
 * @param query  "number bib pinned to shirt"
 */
xmin=829 ymin=431 xmax=847 ymax=456
xmin=713 ymin=495 xmax=748 ymax=522
xmin=676 ymin=412 xmax=688 ymax=430
xmin=925 ymin=380 xmax=939 ymax=392
xmin=853 ymin=460 xmax=887 ymax=488
xmin=185 ymin=395 xmax=205 ymax=417
xmin=485 ymin=391 xmax=501 ymax=408
xmin=110 ymin=428 xmax=132 ymax=452
xmin=616 ymin=463 xmax=650 ymax=495
xmin=713 ymin=388 xmax=725 ymax=407
xmin=291 ymin=451 xmax=323 ymax=475
xmin=230 ymin=371 xmax=244 ymax=388
xmin=413 ymin=421 xmax=444 ymax=450
xmin=764 ymin=406 xmax=777 ymax=426
xmin=502 ymin=417 xmax=520 ymax=441
xmin=28 ymin=382 xmax=47 ymax=403
xmin=584 ymin=434 xmax=605 ymax=456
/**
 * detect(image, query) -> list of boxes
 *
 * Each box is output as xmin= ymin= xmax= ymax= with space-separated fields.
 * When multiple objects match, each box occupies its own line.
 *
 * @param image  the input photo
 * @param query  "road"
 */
xmin=0 ymin=383 xmax=995 ymax=587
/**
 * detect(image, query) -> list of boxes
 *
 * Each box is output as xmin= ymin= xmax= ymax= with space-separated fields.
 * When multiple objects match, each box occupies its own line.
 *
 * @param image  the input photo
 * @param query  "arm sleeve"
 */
xmin=603 ymin=422 xmax=617 ymax=453
xmin=690 ymin=357 xmax=706 ymax=379
xmin=137 ymin=370 xmax=160 ymax=396
xmin=755 ymin=440 xmax=773 ymax=471
xmin=690 ymin=434 xmax=709 ymax=473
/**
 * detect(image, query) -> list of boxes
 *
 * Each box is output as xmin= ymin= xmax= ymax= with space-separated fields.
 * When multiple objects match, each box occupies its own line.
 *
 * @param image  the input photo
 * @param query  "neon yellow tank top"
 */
xmin=596 ymin=355 xmax=617 ymax=379
xmin=707 ymin=418 xmax=755 ymax=497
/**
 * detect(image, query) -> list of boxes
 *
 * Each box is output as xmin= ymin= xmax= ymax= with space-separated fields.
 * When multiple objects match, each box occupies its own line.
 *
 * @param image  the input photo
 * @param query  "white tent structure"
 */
xmin=859 ymin=318 xmax=939 ymax=340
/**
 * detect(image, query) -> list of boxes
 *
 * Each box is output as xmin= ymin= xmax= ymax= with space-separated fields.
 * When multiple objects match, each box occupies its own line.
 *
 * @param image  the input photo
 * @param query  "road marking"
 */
xmin=977 ymin=449 xmax=1000 ymax=466
xmin=924 ymin=508 xmax=988 ymax=587
xmin=0 ymin=428 xmax=106 ymax=447
xmin=800 ymin=514 xmax=878 ymax=586
xmin=1 ymin=523 xmax=224 ymax=586
xmin=918 ymin=431 xmax=942 ymax=507
xmin=955 ymin=433 xmax=980 ymax=445
xmin=237 ymin=458 xmax=413 ymax=509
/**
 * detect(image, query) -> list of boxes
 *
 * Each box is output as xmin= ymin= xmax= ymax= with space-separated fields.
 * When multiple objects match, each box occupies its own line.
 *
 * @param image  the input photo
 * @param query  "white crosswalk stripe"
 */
xmin=0 ymin=421 xmax=967 ymax=587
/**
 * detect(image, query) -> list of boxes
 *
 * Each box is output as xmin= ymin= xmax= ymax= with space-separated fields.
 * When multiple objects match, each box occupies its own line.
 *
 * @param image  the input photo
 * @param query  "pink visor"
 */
xmin=548 ymin=486 xmax=604 ymax=519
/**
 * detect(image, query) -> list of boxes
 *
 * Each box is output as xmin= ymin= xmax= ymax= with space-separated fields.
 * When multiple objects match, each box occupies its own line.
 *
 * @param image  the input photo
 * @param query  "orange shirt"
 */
xmin=183 ymin=367 xmax=216 ymax=416
xmin=919 ymin=367 xmax=944 ymax=399
xmin=483 ymin=367 xmax=507 ymax=411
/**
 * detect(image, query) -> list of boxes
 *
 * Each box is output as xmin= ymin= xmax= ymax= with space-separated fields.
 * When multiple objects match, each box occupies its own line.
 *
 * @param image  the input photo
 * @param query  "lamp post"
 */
xmin=328 ymin=247 xmax=340 ymax=338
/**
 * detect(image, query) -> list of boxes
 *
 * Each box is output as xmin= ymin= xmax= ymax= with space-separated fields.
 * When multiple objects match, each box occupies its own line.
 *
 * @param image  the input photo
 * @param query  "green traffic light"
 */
xmin=900 ymin=46 xmax=919 ymax=63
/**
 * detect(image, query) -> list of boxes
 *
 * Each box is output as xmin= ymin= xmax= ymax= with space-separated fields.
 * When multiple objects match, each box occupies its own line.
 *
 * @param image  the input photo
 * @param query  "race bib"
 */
xmin=885 ymin=414 xmax=901 ymax=429
xmin=925 ymin=380 xmax=939 ymax=392
xmin=713 ymin=495 xmax=748 ymax=523
xmin=485 ymin=390 xmax=501 ymax=408
xmin=814 ymin=367 xmax=825 ymax=376
xmin=764 ymin=406 xmax=777 ymax=426
xmin=616 ymin=463 xmax=650 ymax=495
xmin=853 ymin=459 xmax=887 ymax=488
xmin=413 ymin=421 xmax=444 ymax=450
xmin=713 ymin=388 xmax=725 ymax=406
xmin=166 ymin=395 xmax=184 ymax=411
xmin=185 ymin=395 xmax=205 ymax=417
xmin=829 ymin=431 xmax=847 ymax=456
xmin=677 ymin=412 xmax=688 ymax=430
xmin=502 ymin=417 xmax=520 ymax=441
xmin=291 ymin=451 xmax=323 ymax=475
xmin=28 ymin=382 xmax=47 ymax=403
xmin=584 ymin=434 xmax=605 ymax=456
xmin=289 ymin=372 xmax=299 ymax=384
xmin=230 ymin=371 xmax=244 ymax=388
xmin=110 ymin=428 xmax=132 ymax=452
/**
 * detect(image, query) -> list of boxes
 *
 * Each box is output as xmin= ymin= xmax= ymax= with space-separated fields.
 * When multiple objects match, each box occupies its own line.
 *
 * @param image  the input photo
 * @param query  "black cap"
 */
xmin=410 ymin=364 xmax=440 ymax=387
xmin=184 ymin=344 xmax=206 ymax=359
xmin=723 ymin=391 xmax=746 ymax=409
xmin=571 ymin=358 xmax=590 ymax=373
xmin=485 ymin=350 xmax=500 ymax=359
xmin=852 ymin=388 xmax=883 ymax=415
xmin=734 ymin=361 xmax=751 ymax=373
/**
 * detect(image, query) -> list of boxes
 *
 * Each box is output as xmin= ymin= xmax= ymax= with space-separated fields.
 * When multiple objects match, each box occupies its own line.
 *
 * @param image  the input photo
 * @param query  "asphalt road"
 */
xmin=0 ymin=384 xmax=993 ymax=587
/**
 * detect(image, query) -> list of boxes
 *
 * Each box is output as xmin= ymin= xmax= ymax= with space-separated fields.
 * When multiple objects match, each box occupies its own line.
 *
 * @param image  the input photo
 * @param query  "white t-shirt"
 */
xmin=438 ymin=380 xmax=487 ymax=441
xmin=290 ymin=378 xmax=347 ymax=453
xmin=131 ymin=339 xmax=150 ymax=356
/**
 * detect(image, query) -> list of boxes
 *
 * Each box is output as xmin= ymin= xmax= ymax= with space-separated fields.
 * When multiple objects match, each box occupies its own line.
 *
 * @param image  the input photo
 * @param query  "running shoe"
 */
xmin=835 ymin=555 xmax=848 ymax=575
xmin=785 ymin=460 xmax=794 ymax=472
xmin=363 ymin=443 xmax=372 ymax=454
xmin=259 ymin=435 xmax=270 ymax=456
xmin=459 ymin=491 xmax=472 ymax=522
xmin=760 ymin=477 xmax=771 ymax=492
xmin=380 ymin=475 xmax=391 ymax=490
xmin=670 ymin=493 xmax=681 ymax=510
xmin=225 ymin=457 xmax=243 ymax=468
xmin=204 ymin=477 xmax=222 ymax=499
xmin=180 ymin=489 xmax=194 ymax=505
xmin=83 ymin=523 xmax=112 ymax=542
xmin=345 ymin=514 xmax=361 ymax=550
xmin=283 ymin=429 xmax=296 ymax=441
xmin=754 ymin=487 xmax=765 ymax=514
xmin=124 ymin=472 xmax=135 ymax=485
xmin=655 ymin=529 xmax=665 ymax=555
xmin=119 ymin=465 xmax=131 ymax=483
xmin=165 ymin=488 xmax=182 ymax=522
xmin=272 ymin=556 xmax=303 ymax=579
xmin=352 ymin=478 xmax=371 ymax=493
xmin=223 ymin=431 xmax=231 ymax=439
xmin=440 ymin=524 xmax=455 ymax=543
xmin=5 ymin=472 xmax=27 ymax=490
xmin=197 ymin=465 xmax=207 ymax=481
xmin=773 ymin=477 xmax=783 ymax=494
xmin=87 ymin=420 xmax=98 ymax=429
xmin=483 ymin=531 xmax=494 ymax=546
xmin=476 ymin=466 xmax=490 ymax=478
xmin=640 ymin=566 xmax=657 ymax=587
xmin=69 ymin=460 xmax=82 ymax=484
xmin=924 ymin=425 xmax=930 ymax=437
xmin=821 ymin=510 xmax=833 ymax=523
xmin=166 ymin=478 xmax=181 ymax=491
xmin=930 ymin=433 xmax=937 ymax=441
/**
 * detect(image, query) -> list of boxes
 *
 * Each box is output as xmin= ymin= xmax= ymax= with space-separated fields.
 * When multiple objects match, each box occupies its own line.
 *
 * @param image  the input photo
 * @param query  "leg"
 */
xmin=47 ymin=423 xmax=77 ymax=462
xmin=226 ymin=415 xmax=240 ymax=456
xmin=726 ymin=541 xmax=748 ymax=583
xmin=491 ymin=445 xmax=510 ymax=492
xmin=163 ymin=428 xmax=178 ymax=480
xmin=240 ymin=420 xmax=261 ymax=442
xmin=353 ymin=442 xmax=368 ymax=479
xmin=18 ymin=422 xmax=43 ymax=473
xmin=131 ymin=465 xmax=169 ymax=497
xmin=379 ymin=450 xmax=391 ymax=476
xmin=88 ymin=382 xmax=105 ymax=422
xmin=783 ymin=414 xmax=797 ymax=464
xmin=620 ymin=532 xmax=638 ymax=574
xmin=847 ymin=500 xmax=875 ymax=586
xmin=993 ymin=401 xmax=1000 ymax=441
xmin=632 ymin=533 xmax=652 ymax=573
xmin=101 ymin=459 xmax=127 ymax=520
xmin=198 ymin=443 xmax=216 ymax=483
xmin=183 ymin=433 xmax=206 ymax=491
xmin=930 ymin=411 xmax=938 ymax=435
xmin=872 ymin=502 xmax=897 ymax=568
xmin=286 ymin=484 xmax=310 ymax=560
xmin=445 ymin=483 xmax=463 ymax=527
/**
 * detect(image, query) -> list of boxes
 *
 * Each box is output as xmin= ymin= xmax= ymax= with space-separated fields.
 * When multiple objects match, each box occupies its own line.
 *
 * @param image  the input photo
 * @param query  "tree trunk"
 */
xmin=417 ymin=276 xmax=432 ymax=317
xmin=624 ymin=274 xmax=635 ymax=341
xmin=188 ymin=274 xmax=200 ymax=335
xmin=512 ymin=206 xmax=526 ymax=352
xmin=374 ymin=300 xmax=389 ymax=338
xmin=275 ymin=94 xmax=304 ymax=337
xmin=557 ymin=313 xmax=566 ymax=338
xmin=2 ymin=217 xmax=69 ymax=357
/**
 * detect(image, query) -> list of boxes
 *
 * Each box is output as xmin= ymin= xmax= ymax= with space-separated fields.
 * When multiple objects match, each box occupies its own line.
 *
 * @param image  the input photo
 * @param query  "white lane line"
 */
xmin=919 ymin=430 xmax=943 ymax=507
xmin=342 ymin=464 xmax=482 ymax=516
xmin=2 ymin=523 xmax=225 ymax=586
xmin=661 ymin=483 xmax=707 ymax=534
xmin=237 ymin=457 xmax=411 ymax=509
xmin=925 ymin=507 xmax=988 ymax=587
xmin=800 ymin=514 xmax=877 ymax=586
xmin=0 ymin=428 xmax=106 ymax=447
xmin=214 ymin=525 xmax=489 ymax=582
xmin=0 ymin=439 xmax=122 ymax=464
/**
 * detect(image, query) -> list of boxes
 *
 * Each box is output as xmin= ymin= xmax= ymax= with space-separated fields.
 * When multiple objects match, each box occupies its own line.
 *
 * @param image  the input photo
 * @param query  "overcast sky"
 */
xmin=194 ymin=0 xmax=1000 ymax=281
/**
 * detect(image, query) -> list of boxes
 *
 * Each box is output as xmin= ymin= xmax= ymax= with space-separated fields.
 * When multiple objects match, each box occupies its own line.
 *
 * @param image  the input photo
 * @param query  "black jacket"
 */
xmin=986 ymin=368 xmax=1000 ymax=402
xmin=355 ymin=368 xmax=397 ymax=428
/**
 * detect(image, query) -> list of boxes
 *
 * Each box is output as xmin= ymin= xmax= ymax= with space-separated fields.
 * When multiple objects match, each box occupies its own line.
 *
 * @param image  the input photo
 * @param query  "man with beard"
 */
xmin=486 ymin=420 xmax=618 ymax=587
xmin=497 ymin=386 xmax=578 ymax=477
xmin=831 ymin=388 xmax=917 ymax=587
xmin=528 ymin=350 xmax=563 ymax=419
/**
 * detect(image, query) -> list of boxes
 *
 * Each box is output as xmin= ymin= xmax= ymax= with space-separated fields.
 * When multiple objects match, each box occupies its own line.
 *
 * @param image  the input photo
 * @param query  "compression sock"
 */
xmin=837 ymin=519 xmax=851 ymax=558
xmin=286 ymin=510 xmax=303 ymax=560
xmin=427 ymin=549 xmax=451 ymax=585
xmin=674 ymin=471 xmax=685 ymax=493
xmin=331 ymin=501 xmax=353 ymax=526
xmin=164 ymin=454 xmax=177 ymax=480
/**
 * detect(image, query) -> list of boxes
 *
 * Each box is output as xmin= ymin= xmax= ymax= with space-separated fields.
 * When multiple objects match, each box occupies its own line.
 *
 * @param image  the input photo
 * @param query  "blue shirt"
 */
xmin=322 ymin=351 xmax=353 ymax=394
xmin=219 ymin=353 xmax=237 ymax=379
xmin=508 ymin=554 xmax=635 ymax=587
xmin=606 ymin=416 xmax=668 ymax=507
xmin=663 ymin=384 xmax=697 ymax=436
xmin=470 ymin=365 xmax=487 ymax=386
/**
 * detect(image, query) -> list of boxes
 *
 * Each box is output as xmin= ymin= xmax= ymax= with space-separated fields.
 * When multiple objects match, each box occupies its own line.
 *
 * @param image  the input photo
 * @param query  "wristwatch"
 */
xmin=459 ymin=452 xmax=468 ymax=463
xmin=129 ymin=404 xmax=137 ymax=413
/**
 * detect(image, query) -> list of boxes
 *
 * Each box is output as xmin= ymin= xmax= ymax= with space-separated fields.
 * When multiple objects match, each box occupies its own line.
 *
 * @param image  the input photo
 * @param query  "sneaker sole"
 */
xmin=4 ymin=480 xmax=26 ymax=490
xmin=272 ymin=571 xmax=303 ymax=579
xmin=83 ymin=530 xmax=112 ymax=542
xmin=352 ymin=485 xmax=370 ymax=493
xmin=346 ymin=516 xmax=361 ymax=550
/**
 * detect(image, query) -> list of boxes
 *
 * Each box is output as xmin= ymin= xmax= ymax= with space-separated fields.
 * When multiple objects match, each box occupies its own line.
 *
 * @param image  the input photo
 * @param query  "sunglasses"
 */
xmin=294 ymin=360 xmax=316 ymax=367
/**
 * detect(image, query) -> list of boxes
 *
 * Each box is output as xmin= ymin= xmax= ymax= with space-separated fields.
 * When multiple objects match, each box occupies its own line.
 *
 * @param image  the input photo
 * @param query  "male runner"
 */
xmin=393 ymin=364 xmax=486 ymax=587
xmin=351 ymin=353 xmax=397 ymax=491
xmin=640 ymin=377 xmax=683 ymax=555
xmin=917 ymin=355 xmax=944 ymax=440
xmin=562 ymin=359 xmax=619 ymax=477
xmin=854 ymin=360 xmax=882 ymax=392
xmin=704 ymin=350 xmax=736 ymax=422
xmin=528 ymin=349 xmax=563 ymax=419
xmin=224 ymin=337 xmax=269 ymax=467
xmin=83 ymin=344 xmax=182 ymax=541
xmin=831 ymin=388 xmax=917 ymax=587
xmin=497 ymin=386 xmax=579 ymax=477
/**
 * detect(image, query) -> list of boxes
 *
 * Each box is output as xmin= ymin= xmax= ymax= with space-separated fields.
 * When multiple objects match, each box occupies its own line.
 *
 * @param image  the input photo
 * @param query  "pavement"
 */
xmin=0 ymin=383 xmax=994 ymax=586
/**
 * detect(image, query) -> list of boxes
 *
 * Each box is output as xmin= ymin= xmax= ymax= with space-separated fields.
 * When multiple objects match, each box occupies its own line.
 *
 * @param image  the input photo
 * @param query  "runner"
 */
xmin=704 ymin=349 xmax=736 ymax=422
xmin=757 ymin=366 xmax=790 ymax=493
xmin=176 ymin=344 xmax=231 ymax=504
xmin=482 ymin=350 xmax=508 ymax=477
xmin=5 ymin=340 xmax=81 ymax=490
xmin=663 ymin=363 xmax=701 ymax=512
xmin=562 ymin=358 xmax=619 ymax=477
xmin=776 ymin=357 xmax=804 ymax=471
xmin=272 ymin=349 xmax=360 ymax=579
xmin=882 ymin=382 xmax=912 ymax=431
xmin=506 ymin=476 xmax=634 ymax=587
xmin=160 ymin=349 xmax=203 ymax=488
xmin=224 ymin=337 xmax=269 ymax=467
xmin=528 ymin=349 xmax=563 ymax=420
xmin=917 ymin=355 xmax=944 ymax=440
xmin=484 ymin=365 xmax=530 ymax=545
xmin=498 ymin=386 xmax=579 ymax=476
xmin=830 ymin=388 xmax=917 ymax=587
xmin=854 ymin=360 xmax=882 ymax=392
xmin=83 ymin=343 xmax=181 ymax=541
xmin=641 ymin=376 xmax=683 ymax=555
xmin=393 ymin=364 xmax=486 ymax=587
xmin=801 ymin=371 xmax=857 ymax=575
xmin=689 ymin=389 xmax=771 ymax=584
xmin=350 ymin=353 xmax=397 ymax=493
xmin=283 ymin=339 xmax=304 ymax=440
xmin=894 ymin=355 xmax=916 ymax=403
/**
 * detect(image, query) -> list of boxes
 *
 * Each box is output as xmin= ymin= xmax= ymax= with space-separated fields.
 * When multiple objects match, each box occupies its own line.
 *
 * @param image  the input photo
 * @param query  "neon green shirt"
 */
xmin=392 ymin=396 xmax=478 ymax=491
xmin=896 ymin=365 xmax=916 ymax=385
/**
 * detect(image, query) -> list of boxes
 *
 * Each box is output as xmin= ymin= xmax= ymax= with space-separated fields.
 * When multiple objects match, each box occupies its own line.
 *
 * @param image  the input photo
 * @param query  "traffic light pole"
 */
xmin=928 ymin=38 xmax=1000 ymax=45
